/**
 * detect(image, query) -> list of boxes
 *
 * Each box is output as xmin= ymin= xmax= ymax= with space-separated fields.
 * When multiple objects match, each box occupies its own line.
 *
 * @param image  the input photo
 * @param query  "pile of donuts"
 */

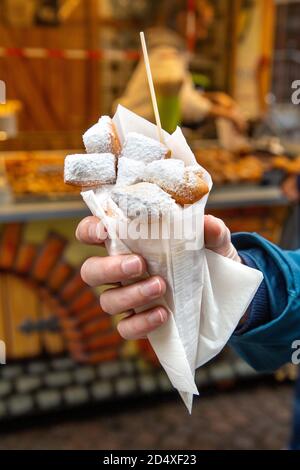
xmin=64 ymin=116 xmax=209 ymax=218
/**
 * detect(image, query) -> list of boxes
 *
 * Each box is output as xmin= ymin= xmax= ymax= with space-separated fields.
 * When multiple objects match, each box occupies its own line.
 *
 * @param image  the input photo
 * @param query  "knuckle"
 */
xmin=101 ymin=258 xmax=114 ymax=279
xmin=120 ymin=284 xmax=142 ymax=307
xmin=215 ymin=219 xmax=228 ymax=246
xmin=221 ymin=224 xmax=231 ymax=246
xmin=225 ymin=225 xmax=231 ymax=240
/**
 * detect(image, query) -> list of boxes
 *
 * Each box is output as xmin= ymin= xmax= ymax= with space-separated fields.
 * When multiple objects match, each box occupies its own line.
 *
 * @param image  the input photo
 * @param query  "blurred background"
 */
xmin=0 ymin=0 xmax=299 ymax=450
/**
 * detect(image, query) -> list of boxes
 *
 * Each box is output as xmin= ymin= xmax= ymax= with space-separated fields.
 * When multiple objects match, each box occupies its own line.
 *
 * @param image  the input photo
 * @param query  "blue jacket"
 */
xmin=229 ymin=233 xmax=300 ymax=372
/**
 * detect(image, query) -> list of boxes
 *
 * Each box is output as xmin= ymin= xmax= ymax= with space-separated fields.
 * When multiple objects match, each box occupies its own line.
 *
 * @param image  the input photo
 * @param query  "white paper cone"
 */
xmin=82 ymin=190 xmax=201 ymax=408
xmin=80 ymin=106 xmax=263 ymax=413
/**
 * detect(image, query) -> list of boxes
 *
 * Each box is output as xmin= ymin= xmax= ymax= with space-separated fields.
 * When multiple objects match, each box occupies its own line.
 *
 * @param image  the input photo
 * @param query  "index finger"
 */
xmin=75 ymin=216 xmax=108 ymax=245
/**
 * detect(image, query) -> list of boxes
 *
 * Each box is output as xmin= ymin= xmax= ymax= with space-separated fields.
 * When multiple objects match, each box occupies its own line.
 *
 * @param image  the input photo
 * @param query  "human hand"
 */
xmin=76 ymin=215 xmax=241 ymax=340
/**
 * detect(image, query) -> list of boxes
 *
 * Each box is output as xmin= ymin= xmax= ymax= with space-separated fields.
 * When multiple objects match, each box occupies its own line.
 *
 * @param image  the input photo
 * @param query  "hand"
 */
xmin=76 ymin=215 xmax=241 ymax=341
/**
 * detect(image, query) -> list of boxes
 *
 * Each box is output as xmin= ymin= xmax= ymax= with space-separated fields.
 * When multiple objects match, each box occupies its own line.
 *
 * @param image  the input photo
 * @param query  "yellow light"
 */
xmin=0 ymin=100 xmax=22 ymax=116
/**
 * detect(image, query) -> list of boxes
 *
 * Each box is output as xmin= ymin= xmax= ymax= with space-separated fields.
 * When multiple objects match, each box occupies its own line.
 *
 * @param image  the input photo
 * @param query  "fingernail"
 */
xmin=139 ymin=278 xmax=161 ymax=297
xmin=148 ymin=308 xmax=167 ymax=325
xmin=88 ymin=223 xmax=98 ymax=240
xmin=96 ymin=222 xmax=107 ymax=240
xmin=121 ymin=255 xmax=142 ymax=276
xmin=88 ymin=222 xmax=106 ymax=241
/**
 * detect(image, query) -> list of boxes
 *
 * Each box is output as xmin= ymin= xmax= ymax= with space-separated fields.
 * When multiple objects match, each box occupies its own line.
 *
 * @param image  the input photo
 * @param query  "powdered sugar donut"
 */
xmin=83 ymin=116 xmax=121 ymax=155
xmin=116 ymin=157 xmax=145 ymax=187
xmin=143 ymin=160 xmax=208 ymax=205
xmin=144 ymin=159 xmax=185 ymax=187
xmin=111 ymin=182 xmax=177 ymax=220
xmin=174 ymin=168 xmax=209 ymax=205
xmin=121 ymin=132 xmax=171 ymax=164
xmin=64 ymin=153 xmax=116 ymax=187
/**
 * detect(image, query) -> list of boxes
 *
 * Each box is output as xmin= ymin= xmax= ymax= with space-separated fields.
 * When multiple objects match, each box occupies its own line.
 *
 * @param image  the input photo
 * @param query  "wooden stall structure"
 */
xmin=0 ymin=0 xmax=101 ymax=150
xmin=0 ymin=0 xmax=294 ymax=424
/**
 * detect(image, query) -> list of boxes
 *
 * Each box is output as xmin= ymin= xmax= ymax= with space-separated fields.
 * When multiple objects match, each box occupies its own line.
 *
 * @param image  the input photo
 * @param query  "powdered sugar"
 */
xmin=184 ymin=166 xmax=205 ymax=188
xmin=116 ymin=157 xmax=145 ymax=186
xmin=66 ymin=116 xmax=208 ymax=207
xmin=112 ymin=182 xmax=177 ymax=220
xmin=186 ymin=165 xmax=203 ymax=176
xmin=143 ymin=159 xmax=185 ymax=191
xmin=121 ymin=132 xmax=169 ymax=164
xmin=83 ymin=116 xmax=119 ymax=154
xmin=64 ymin=153 xmax=116 ymax=186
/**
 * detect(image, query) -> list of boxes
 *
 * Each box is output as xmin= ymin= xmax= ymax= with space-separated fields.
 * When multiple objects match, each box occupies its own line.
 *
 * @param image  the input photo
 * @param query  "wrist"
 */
xmin=234 ymin=250 xmax=269 ymax=335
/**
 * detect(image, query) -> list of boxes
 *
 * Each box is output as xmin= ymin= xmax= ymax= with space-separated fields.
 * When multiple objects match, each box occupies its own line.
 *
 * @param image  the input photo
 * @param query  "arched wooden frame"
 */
xmin=0 ymin=224 xmax=122 ymax=364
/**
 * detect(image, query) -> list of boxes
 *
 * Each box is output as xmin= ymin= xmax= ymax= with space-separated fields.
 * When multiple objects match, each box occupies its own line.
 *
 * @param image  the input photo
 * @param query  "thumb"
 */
xmin=204 ymin=215 xmax=241 ymax=263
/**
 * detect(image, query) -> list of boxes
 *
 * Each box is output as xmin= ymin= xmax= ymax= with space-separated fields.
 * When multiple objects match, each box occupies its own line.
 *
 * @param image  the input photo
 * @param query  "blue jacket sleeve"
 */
xmin=229 ymin=233 xmax=300 ymax=372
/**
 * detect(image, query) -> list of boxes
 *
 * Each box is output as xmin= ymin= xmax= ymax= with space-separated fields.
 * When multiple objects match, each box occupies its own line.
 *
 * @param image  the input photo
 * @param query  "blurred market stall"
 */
xmin=0 ymin=0 xmax=299 ymax=431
